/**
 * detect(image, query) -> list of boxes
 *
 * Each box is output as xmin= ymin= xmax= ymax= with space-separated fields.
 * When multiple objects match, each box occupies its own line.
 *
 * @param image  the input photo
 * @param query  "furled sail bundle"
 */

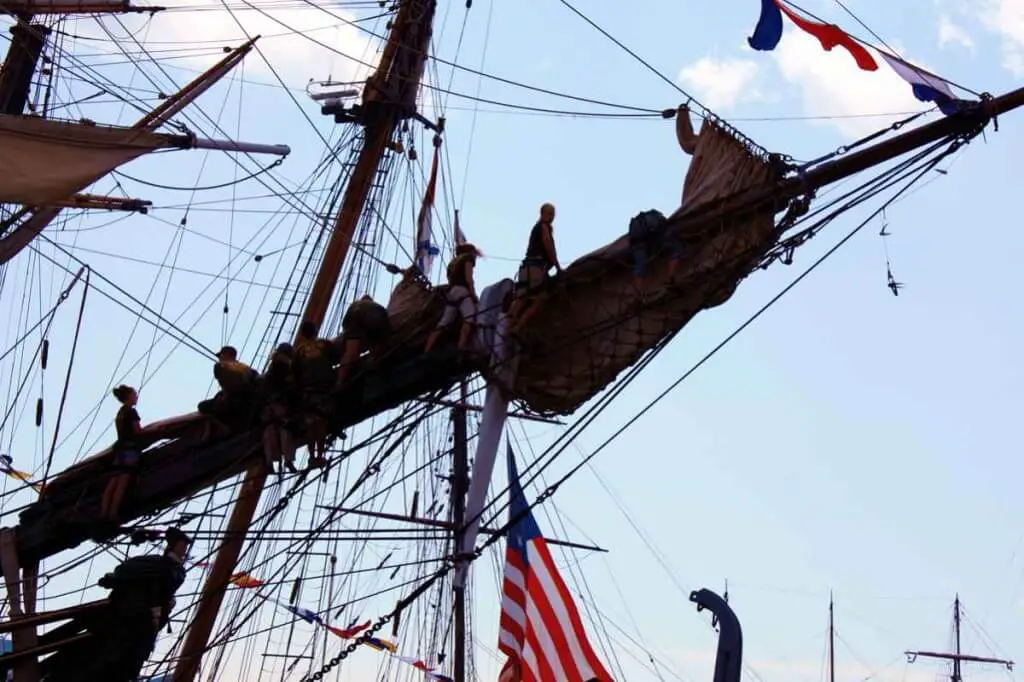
xmin=511 ymin=117 xmax=782 ymax=414
xmin=0 ymin=115 xmax=177 ymax=206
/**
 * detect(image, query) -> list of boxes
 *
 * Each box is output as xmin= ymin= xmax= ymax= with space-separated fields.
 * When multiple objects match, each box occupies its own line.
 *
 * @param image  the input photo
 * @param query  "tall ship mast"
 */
xmin=0 ymin=1 xmax=1021 ymax=680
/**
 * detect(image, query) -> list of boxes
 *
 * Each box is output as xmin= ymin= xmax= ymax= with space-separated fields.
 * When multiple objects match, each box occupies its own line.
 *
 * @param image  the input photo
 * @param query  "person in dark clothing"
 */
xmin=261 ymin=342 xmax=298 ymax=475
xmin=425 ymin=243 xmax=480 ymax=353
xmin=509 ymin=203 xmax=561 ymax=335
xmin=628 ymin=208 xmax=683 ymax=296
xmin=52 ymin=528 xmax=190 ymax=682
xmin=336 ymin=296 xmax=392 ymax=386
xmin=199 ymin=345 xmax=259 ymax=439
xmin=99 ymin=385 xmax=142 ymax=523
xmin=293 ymin=320 xmax=338 ymax=469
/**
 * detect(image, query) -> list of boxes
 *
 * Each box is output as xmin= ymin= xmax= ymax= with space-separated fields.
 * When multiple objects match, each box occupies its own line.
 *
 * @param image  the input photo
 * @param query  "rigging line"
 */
xmin=458 ymin=0 xmax=494 ymax=209
xmin=223 ymin=0 xmax=664 ymax=121
xmin=32 ymin=238 xmax=215 ymax=356
xmin=551 ymin=0 xmax=700 ymax=104
xmin=295 ymin=0 xmax=661 ymax=114
xmin=112 ymin=158 xmax=285 ymax=191
xmin=40 ymin=267 xmax=89 ymax=487
xmin=504 ymin=144 xmax=962 ymax=533
xmin=782 ymin=0 xmax=981 ymax=96
xmin=471 ymin=138 xmax=960 ymax=533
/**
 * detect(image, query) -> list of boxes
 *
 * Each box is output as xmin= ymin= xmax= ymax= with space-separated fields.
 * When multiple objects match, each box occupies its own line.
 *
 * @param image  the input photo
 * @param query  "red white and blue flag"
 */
xmin=747 ymin=0 xmax=964 ymax=115
xmin=498 ymin=445 xmax=611 ymax=682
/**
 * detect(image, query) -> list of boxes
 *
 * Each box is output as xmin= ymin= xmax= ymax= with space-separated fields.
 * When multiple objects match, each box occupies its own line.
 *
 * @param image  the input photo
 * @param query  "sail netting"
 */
xmin=0 ymin=115 xmax=177 ymax=206
xmin=509 ymin=117 xmax=783 ymax=415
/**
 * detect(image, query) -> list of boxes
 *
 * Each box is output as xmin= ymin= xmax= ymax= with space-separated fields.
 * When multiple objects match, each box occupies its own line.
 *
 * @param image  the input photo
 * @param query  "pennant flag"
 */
xmin=228 ymin=572 xmax=264 ymax=588
xmin=878 ymin=52 xmax=963 ymax=115
xmin=363 ymin=636 xmax=397 ymax=652
xmin=286 ymin=604 xmax=322 ymax=625
xmin=414 ymin=145 xmax=441 ymax=274
xmin=748 ymin=0 xmax=877 ymax=71
xmin=497 ymin=445 xmax=611 ymax=681
xmin=454 ymin=209 xmax=467 ymax=246
xmin=0 ymin=454 xmax=41 ymax=493
xmin=326 ymin=620 xmax=370 ymax=639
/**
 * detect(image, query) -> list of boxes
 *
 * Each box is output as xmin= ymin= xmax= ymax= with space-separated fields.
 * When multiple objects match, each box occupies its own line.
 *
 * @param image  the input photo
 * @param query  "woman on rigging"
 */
xmin=509 ymin=203 xmax=562 ymax=335
xmin=98 ymin=384 xmax=143 ymax=526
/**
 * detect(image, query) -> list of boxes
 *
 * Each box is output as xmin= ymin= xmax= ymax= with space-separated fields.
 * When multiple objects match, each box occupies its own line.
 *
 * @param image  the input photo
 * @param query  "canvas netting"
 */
xmin=509 ymin=117 xmax=783 ymax=415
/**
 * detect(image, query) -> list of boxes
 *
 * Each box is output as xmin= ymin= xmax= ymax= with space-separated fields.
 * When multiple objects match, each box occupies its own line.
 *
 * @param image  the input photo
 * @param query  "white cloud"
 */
xmin=938 ymin=14 xmax=975 ymax=50
xmin=89 ymin=3 xmax=377 ymax=88
xmin=770 ymin=32 xmax=930 ymax=139
xmin=981 ymin=0 xmax=1024 ymax=75
xmin=678 ymin=57 xmax=761 ymax=110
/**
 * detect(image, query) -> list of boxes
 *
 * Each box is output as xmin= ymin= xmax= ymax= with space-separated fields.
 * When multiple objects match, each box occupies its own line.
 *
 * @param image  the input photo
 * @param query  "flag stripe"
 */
xmin=498 ymin=445 xmax=612 ymax=681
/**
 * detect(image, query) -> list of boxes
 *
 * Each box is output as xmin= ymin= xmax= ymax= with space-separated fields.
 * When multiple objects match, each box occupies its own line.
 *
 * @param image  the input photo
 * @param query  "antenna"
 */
xmin=905 ymin=594 xmax=1014 ymax=682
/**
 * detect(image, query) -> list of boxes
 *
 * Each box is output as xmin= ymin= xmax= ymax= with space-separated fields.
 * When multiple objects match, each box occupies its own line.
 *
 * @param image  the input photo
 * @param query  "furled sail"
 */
xmin=0 ymin=115 xmax=179 ymax=206
xmin=510 ymin=118 xmax=783 ymax=414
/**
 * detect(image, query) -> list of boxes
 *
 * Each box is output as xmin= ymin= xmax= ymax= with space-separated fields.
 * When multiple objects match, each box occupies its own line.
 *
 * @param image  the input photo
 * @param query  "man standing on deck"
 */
xmin=508 ymin=203 xmax=561 ymax=335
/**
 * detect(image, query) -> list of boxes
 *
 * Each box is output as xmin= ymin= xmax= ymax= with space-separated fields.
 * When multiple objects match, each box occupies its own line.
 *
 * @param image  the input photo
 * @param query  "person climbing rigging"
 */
xmin=198 ymin=345 xmax=258 ymax=440
xmin=261 ymin=342 xmax=298 ymax=475
xmin=628 ymin=208 xmax=683 ymax=296
xmin=98 ymin=384 xmax=142 ymax=526
xmin=425 ymin=242 xmax=480 ymax=354
xmin=336 ymin=295 xmax=392 ymax=386
xmin=51 ymin=528 xmax=190 ymax=681
xmin=509 ymin=202 xmax=561 ymax=335
xmin=293 ymin=320 xmax=337 ymax=469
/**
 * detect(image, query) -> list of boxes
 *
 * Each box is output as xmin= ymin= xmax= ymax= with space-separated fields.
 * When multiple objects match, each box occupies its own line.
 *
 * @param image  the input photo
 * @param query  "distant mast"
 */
xmin=905 ymin=595 xmax=1014 ymax=682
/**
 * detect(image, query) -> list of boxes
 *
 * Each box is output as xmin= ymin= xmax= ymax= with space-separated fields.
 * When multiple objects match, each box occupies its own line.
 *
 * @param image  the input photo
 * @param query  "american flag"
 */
xmin=497 ymin=444 xmax=612 ymax=682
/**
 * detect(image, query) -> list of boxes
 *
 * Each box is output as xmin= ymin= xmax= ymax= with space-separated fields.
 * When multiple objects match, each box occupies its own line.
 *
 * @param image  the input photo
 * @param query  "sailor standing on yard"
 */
xmin=425 ymin=242 xmax=481 ymax=354
xmin=509 ymin=202 xmax=561 ymax=335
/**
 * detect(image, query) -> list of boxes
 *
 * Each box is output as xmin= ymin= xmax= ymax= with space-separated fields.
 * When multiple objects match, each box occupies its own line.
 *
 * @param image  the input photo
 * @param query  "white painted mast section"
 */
xmin=454 ymin=278 xmax=519 ymax=588
xmin=189 ymin=137 xmax=291 ymax=156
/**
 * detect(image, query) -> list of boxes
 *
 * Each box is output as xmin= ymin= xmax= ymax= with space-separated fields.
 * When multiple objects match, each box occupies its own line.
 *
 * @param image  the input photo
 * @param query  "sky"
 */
xmin=2 ymin=0 xmax=1024 ymax=681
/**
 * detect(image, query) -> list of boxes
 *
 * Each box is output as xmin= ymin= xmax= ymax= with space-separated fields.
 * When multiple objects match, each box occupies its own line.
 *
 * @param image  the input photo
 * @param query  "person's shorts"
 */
xmin=437 ymin=285 xmax=478 ymax=327
xmin=115 ymin=448 xmax=140 ymax=468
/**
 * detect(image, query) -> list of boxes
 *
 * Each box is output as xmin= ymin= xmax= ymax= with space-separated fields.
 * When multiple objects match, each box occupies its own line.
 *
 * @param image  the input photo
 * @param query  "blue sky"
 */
xmin=2 ymin=0 xmax=1024 ymax=680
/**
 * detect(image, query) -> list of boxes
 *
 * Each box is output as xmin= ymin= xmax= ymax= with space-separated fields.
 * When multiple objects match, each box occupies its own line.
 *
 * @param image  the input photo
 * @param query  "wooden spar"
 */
xmin=664 ymin=87 xmax=1024 ymax=238
xmin=905 ymin=596 xmax=1014 ymax=675
xmin=0 ymin=0 xmax=161 ymax=15
xmin=0 ymin=38 xmax=258 ymax=267
xmin=451 ymin=384 xmax=469 ymax=682
xmin=315 ymin=505 xmax=608 ymax=553
xmin=170 ymin=3 xmax=437 ymax=680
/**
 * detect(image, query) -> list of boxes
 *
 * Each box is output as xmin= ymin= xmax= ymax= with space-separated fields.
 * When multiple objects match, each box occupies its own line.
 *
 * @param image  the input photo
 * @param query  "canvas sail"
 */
xmin=510 ymin=118 xmax=783 ymax=414
xmin=0 ymin=115 xmax=179 ymax=206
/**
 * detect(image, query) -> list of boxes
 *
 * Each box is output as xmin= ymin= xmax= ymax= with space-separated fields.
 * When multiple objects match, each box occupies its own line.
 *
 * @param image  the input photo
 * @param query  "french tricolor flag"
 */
xmin=877 ymin=52 xmax=964 ymax=116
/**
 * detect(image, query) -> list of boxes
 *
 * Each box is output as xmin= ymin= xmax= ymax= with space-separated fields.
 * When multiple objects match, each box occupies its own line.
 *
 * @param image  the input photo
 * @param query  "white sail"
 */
xmin=0 ymin=115 xmax=180 ymax=206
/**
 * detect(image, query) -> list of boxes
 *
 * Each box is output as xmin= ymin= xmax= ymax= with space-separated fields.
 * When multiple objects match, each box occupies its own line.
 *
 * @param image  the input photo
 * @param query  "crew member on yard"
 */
xmin=336 ymin=295 xmax=392 ymax=386
xmin=628 ymin=208 xmax=683 ymax=296
xmin=509 ymin=203 xmax=561 ymax=335
xmin=99 ymin=384 xmax=142 ymax=524
xmin=261 ymin=342 xmax=298 ymax=475
xmin=293 ymin=320 xmax=337 ymax=469
xmin=425 ymin=242 xmax=480 ymax=353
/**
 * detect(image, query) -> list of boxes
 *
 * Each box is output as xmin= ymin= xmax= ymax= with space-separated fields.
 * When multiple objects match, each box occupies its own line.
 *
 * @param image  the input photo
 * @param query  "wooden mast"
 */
xmin=451 ymin=382 xmax=469 ymax=682
xmin=905 ymin=595 xmax=1014 ymax=679
xmin=828 ymin=594 xmax=836 ymax=682
xmin=171 ymin=2 xmax=437 ymax=680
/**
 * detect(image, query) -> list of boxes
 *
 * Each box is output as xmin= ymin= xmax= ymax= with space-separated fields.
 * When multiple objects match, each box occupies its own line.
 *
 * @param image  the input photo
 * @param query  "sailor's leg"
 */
xmin=280 ymin=427 xmax=297 ymax=472
xmin=261 ymin=423 xmax=280 ymax=473
xmin=335 ymin=339 xmax=361 ymax=387
xmin=457 ymin=295 xmax=478 ymax=351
